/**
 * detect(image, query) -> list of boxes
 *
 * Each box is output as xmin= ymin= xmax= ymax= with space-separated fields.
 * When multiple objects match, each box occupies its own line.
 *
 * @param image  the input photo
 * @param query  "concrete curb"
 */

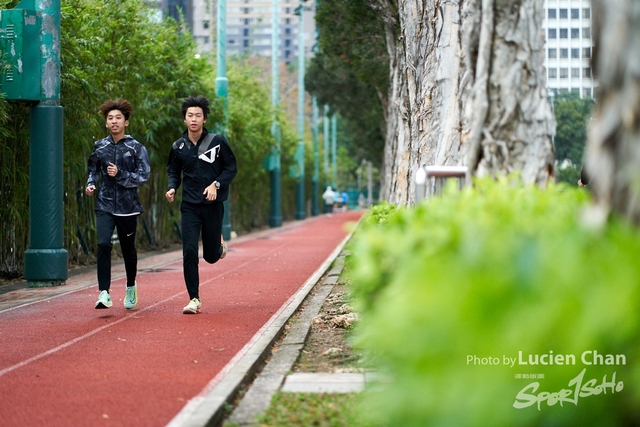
xmin=166 ymin=227 xmax=355 ymax=427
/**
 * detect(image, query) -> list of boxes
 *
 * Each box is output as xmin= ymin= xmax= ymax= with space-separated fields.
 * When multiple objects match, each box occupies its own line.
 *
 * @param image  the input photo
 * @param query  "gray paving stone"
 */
xmin=281 ymin=373 xmax=365 ymax=393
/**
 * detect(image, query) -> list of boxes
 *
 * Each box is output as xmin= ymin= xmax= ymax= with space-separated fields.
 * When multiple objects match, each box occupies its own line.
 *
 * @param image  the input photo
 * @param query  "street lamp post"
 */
xmin=19 ymin=0 xmax=68 ymax=286
xmin=331 ymin=113 xmax=337 ymax=189
xmin=269 ymin=0 xmax=282 ymax=227
xmin=216 ymin=0 xmax=232 ymax=240
xmin=311 ymin=96 xmax=319 ymax=216
xmin=294 ymin=0 xmax=306 ymax=220
xmin=323 ymin=104 xmax=329 ymax=186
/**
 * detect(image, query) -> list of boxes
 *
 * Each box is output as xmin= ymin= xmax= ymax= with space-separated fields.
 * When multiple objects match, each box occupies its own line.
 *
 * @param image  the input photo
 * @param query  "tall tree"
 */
xmin=306 ymin=0 xmax=388 ymax=169
xmin=583 ymin=0 xmax=640 ymax=224
xmin=367 ymin=0 xmax=556 ymax=204
xmin=554 ymin=92 xmax=593 ymax=168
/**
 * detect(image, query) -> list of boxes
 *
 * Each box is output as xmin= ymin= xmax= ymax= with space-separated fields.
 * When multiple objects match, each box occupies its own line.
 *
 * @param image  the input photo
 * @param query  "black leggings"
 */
xmin=180 ymin=201 xmax=224 ymax=300
xmin=96 ymin=211 xmax=138 ymax=291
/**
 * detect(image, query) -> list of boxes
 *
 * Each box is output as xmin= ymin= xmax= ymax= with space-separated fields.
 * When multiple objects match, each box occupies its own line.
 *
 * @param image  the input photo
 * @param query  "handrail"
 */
xmin=415 ymin=165 xmax=469 ymax=202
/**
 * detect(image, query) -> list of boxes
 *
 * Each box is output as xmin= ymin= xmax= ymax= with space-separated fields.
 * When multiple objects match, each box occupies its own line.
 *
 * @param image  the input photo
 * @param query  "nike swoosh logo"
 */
xmin=127 ymin=232 xmax=134 ymax=237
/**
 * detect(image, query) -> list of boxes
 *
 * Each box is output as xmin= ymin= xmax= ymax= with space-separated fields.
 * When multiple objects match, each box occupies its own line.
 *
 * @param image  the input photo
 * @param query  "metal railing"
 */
xmin=415 ymin=166 xmax=470 ymax=203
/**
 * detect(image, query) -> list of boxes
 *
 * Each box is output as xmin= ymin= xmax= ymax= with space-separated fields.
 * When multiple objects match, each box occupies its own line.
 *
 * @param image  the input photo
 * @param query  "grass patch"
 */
xmin=257 ymin=392 xmax=372 ymax=427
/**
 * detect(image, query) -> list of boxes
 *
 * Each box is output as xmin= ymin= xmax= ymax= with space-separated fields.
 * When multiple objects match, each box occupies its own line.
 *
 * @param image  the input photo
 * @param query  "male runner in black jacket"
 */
xmin=166 ymin=96 xmax=238 ymax=314
xmin=86 ymin=99 xmax=151 ymax=310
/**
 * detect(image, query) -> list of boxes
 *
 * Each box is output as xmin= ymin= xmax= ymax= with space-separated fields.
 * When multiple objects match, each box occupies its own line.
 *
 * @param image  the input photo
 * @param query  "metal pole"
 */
xmin=311 ymin=96 xmax=319 ymax=216
xmin=323 ymin=104 xmax=329 ymax=186
xmin=23 ymin=0 xmax=68 ymax=286
xmin=295 ymin=1 xmax=305 ymax=220
xmin=367 ymin=161 xmax=373 ymax=208
xmin=269 ymin=0 xmax=282 ymax=227
xmin=331 ymin=113 xmax=337 ymax=189
xmin=216 ymin=0 xmax=232 ymax=240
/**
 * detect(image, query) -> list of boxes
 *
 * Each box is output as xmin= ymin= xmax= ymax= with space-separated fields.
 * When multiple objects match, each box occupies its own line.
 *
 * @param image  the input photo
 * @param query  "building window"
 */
xmin=571 ymin=28 xmax=580 ymax=39
xmin=571 ymin=68 xmax=580 ymax=78
xmin=559 ymin=88 xmax=569 ymax=94
xmin=548 ymin=48 xmax=557 ymax=59
xmin=571 ymin=88 xmax=580 ymax=95
xmin=548 ymin=68 xmax=557 ymax=79
xmin=285 ymin=18 xmax=290 ymax=25
xmin=229 ymin=39 xmax=236 ymax=44
xmin=583 ymin=88 xmax=592 ymax=98
xmin=560 ymin=28 xmax=568 ymax=38
xmin=285 ymin=39 xmax=291 ymax=47
xmin=560 ymin=68 xmax=568 ymax=78
xmin=583 ymin=47 xmax=591 ymax=58
xmin=559 ymin=8 xmax=568 ymax=19
xmin=243 ymin=28 xmax=249 ymax=36
xmin=243 ymin=39 xmax=249 ymax=47
xmin=548 ymin=9 xmax=556 ymax=19
xmin=583 ymin=68 xmax=591 ymax=78
xmin=244 ymin=18 xmax=249 ymax=25
xmin=203 ymin=20 xmax=209 ymax=29
xmin=583 ymin=8 xmax=591 ymax=19
xmin=548 ymin=28 xmax=557 ymax=39
xmin=285 ymin=28 xmax=291 ymax=36
xmin=560 ymin=48 xmax=568 ymax=59
xmin=571 ymin=9 xmax=579 ymax=19
xmin=285 ymin=50 xmax=291 ymax=59
xmin=571 ymin=48 xmax=580 ymax=58
xmin=583 ymin=28 xmax=591 ymax=39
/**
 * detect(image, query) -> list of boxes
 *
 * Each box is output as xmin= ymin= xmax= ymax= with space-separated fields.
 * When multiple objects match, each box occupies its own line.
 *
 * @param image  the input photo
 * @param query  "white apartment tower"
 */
xmin=543 ymin=0 xmax=595 ymax=98
xmin=226 ymin=0 xmax=316 ymax=62
xmin=161 ymin=1 xmax=316 ymax=62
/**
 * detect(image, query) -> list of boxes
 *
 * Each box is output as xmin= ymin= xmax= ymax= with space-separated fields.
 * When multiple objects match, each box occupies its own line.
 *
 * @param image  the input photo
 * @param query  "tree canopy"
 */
xmin=305 ymin=0 xmax=388 ymax=170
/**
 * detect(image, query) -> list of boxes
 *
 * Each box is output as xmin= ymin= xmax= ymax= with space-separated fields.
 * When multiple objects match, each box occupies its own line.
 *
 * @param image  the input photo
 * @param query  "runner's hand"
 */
xmin=203 ymin=183 xmax=217 ymax=201
xmin=166 ymin=188 xmax=176 ymax=203
xmin=85 ymin=185 xmax=96 ymax=196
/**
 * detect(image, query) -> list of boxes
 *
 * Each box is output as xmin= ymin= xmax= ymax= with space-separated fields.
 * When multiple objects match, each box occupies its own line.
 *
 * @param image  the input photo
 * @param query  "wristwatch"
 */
xmin=214 ymin=181 xmax=221 ymax=189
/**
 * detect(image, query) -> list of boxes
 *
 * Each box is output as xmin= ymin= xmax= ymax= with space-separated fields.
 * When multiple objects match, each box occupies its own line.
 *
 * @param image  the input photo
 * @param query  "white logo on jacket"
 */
xmin=198 ymin=144 xmax=221 ymax=164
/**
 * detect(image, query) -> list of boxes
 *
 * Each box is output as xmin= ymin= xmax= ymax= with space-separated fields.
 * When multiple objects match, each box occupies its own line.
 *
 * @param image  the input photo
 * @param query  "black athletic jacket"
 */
xmin=166 ymin=129 xmax=238 ymax=204
xmin=86 ymin=135 xmax=151 ymax=215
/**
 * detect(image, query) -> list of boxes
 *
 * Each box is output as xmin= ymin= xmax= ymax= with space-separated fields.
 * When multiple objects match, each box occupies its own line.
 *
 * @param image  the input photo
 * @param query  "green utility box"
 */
xmin=0 ymin=9 xmax=41 ymax=101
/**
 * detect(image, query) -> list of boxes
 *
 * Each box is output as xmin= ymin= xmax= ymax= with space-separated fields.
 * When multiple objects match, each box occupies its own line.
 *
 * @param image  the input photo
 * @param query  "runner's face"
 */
xmin=184 ymin=107 xmax=207 ymax=133
xmin=105 ymin=110 xmax=128 ymax=136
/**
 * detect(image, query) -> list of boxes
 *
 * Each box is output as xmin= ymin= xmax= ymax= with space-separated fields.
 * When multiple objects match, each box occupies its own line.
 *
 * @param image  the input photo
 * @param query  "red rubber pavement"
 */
xmin=0 ymin=211 xmax=361 ymax=427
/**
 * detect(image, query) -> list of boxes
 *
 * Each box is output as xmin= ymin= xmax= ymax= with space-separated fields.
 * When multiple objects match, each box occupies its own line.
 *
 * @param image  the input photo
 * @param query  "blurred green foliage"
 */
xmin=553 ymin=92 xmax=594 ymax=185
xmin=348 ymin=178 xmax=640 ymax=426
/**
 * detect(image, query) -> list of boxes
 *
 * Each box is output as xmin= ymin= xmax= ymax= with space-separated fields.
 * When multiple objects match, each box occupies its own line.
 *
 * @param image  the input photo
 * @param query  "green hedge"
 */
xmin=348 ymin=178 xmax=640 ymax=426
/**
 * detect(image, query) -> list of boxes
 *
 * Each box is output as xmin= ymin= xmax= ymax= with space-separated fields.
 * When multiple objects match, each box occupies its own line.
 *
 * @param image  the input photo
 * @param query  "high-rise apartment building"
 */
xmin=226 ymin=1 xmax=315 ymax=62
xmin=542 ymin=0 xmax=595 ymax=98
xmin=159 ymin=0 xmax=316 ymax=62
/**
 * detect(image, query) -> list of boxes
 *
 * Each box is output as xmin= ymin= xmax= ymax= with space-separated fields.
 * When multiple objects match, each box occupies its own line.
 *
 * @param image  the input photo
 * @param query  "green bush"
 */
xmin=348 ymin=178 xmax=640 ymax=426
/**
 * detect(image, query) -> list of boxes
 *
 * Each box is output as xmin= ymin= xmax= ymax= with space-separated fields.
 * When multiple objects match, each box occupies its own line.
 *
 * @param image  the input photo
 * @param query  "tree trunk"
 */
xmin=370 ymin=0 xmax=555 ymax=205
xmin=583 ymin=0 xmax=640 ymax=224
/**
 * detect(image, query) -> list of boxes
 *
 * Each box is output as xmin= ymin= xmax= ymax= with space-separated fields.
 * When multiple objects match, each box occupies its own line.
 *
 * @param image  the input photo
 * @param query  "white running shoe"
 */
xmin=183 ymin=298 xmax=202 ymax=314
xmin=95 ymin=290 xmax=112 ymax=309
xmin=124 ymin=282 xmax=138 ymax=310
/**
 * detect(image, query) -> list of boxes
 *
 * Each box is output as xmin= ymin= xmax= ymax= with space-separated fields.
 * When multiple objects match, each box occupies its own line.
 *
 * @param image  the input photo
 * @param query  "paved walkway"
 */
xmin=0 ymin=211 xmax=361 ymax=427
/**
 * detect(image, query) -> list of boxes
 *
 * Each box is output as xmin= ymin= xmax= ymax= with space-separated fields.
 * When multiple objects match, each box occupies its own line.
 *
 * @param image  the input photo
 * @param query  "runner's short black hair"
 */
xmin=182 ymin=95 xmax=210 ymax=119
xmin=99 ymin=99 xmax=133 ymax=121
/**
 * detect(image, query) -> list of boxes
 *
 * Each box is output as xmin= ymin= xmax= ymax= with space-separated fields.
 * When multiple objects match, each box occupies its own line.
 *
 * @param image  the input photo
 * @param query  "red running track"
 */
xmin=0 ymin=212 xmax=361 ymax=427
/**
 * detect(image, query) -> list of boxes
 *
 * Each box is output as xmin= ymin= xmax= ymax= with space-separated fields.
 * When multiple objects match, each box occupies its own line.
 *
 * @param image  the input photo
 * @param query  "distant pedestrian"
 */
xmin=322 ymin=186 xmax=335 ymax=215
xmin=166 ymin=95 xmax=238 ymax=314
xmin=578 ymin=166 xmax=590 ymax=188
xmin=341 ymin=192 xmax=349 ymax=212
xmin=358 ymin=192 xmax=366 ymax=209
xmin=86 ymin=99 xmax=151 ymax=310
